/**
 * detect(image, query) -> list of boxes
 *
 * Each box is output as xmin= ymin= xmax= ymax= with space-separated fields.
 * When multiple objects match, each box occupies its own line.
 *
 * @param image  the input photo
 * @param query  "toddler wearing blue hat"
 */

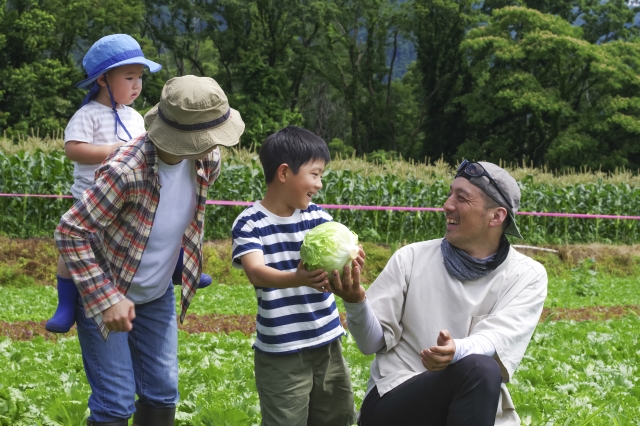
xmin=45 ymin=34 xmax=211 ymax=335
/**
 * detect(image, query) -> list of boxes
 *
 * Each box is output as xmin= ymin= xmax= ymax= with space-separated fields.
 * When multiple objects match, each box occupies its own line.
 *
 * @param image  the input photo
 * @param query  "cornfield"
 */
xmin=2 ymin=146 xmax=640 ymax=244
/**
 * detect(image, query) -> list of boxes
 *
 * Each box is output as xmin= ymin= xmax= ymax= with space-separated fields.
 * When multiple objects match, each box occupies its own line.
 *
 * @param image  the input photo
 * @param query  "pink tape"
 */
xmin=205 ymin=200 xmax=443 ymax=212
xmin=317 ymin=203 xmax=443 ymax=212
xmin=206 ymin=200 xmax=253 ymax=207
xmin=2 ymin=194 xmax=640 ymax=220
xmin=0 ymin=193 xmax=74 ymax=199
xmin=517 ymin=211 xmax=640 ymax=220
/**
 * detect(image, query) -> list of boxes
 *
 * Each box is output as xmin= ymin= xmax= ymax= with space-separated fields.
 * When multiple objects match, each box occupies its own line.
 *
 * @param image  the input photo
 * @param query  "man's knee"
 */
xmin=457 ymin=354 xmax=502 ymax=390
xmin=137 ymin=381 xmax=179 ymax=409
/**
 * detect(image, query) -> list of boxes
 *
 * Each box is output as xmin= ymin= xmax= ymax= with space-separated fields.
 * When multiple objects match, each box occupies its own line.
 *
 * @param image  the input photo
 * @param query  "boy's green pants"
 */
xmin=254 ymin=338 xmax=357 ymax=426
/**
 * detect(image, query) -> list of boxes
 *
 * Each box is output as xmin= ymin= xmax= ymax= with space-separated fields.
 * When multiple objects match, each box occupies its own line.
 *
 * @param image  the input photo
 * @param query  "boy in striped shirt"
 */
xmin=231 ymin=126 xmax=363 ymax=426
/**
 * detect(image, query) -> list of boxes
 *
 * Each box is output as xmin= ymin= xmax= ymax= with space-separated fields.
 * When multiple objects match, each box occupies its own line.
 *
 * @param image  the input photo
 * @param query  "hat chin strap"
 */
xmin=104 ymin=76 xmax=133 ymax=143
xmin=80 ymin=82 xmax=101 ymax=108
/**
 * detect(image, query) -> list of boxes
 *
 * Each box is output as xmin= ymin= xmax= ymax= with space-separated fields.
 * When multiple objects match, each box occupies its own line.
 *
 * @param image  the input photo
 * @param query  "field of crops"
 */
xmin=1 ymin=139 xmax=640 ymax=424
xmin=1 ymin=238 xmax=639 ymax=425
xmin=2 ymin=141 xmax=640 ymax=244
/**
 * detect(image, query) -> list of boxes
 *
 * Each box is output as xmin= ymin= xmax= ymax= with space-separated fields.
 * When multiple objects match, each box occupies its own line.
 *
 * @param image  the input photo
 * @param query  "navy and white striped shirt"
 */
xmin=231 ymin=201 xmax=345 ymax=354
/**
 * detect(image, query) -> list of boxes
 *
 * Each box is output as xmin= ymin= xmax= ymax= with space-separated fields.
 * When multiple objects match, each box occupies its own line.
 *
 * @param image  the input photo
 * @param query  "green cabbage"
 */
xmin=300 ymin=222 xmax=359 ymax=279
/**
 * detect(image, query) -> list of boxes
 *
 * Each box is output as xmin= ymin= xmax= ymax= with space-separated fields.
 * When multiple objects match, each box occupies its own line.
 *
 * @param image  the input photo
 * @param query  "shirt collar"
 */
xmin=143 ymin=134 xmax=159 ymax=176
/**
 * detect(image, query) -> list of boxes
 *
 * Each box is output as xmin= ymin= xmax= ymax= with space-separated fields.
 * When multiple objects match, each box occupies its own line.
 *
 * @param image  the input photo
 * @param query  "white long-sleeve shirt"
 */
xmin=350 ymin=239 xmax=547 ymax=426
xmin=344 ymin=297 xmax=497 ymax=362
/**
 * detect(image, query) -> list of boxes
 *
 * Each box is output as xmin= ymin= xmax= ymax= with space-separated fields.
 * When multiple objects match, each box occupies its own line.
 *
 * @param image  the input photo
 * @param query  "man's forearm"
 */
xmin=344 ymin=298 xmax=385 ymax=355
xmin=451 ymin=335 xmax=496 ymax=364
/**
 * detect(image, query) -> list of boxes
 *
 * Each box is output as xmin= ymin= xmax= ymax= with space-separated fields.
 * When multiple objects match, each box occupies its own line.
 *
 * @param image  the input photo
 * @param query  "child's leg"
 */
xmin=307 ymin=339 xmax=357 ymax=426
xmin=171 ymin=247 xmax=213 ymax=289
xmin=57 ymin=255 xmax=72 ymax=279
xmin=254 ymin=348 xmax=314 ymax=426
xmin=45 ymin=255 xmax=80 ymax=333
xmin=171 ymin=248 xmax=184 ymax=285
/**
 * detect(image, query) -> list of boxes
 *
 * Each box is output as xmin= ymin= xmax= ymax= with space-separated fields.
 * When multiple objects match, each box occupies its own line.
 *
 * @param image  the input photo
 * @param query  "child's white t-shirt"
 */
xmin=127 ymin=157 xmax=197 ymax=304
xmin=64 ymin=101 xmax=145 ymax=199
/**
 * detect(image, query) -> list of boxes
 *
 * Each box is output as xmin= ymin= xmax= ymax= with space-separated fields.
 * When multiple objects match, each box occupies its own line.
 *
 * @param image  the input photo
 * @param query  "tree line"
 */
xmin=2 ymin=0 xmax=640 ymax=172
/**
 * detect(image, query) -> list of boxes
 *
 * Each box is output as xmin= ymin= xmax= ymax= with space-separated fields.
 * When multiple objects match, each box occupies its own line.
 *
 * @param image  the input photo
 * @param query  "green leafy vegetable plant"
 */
xmin=570 ymin=258 xmax=601 ymax=297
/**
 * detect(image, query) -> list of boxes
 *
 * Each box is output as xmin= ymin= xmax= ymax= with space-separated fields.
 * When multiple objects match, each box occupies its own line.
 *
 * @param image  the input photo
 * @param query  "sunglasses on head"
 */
xmin=455 ymin=159 xmax=513 ymax=210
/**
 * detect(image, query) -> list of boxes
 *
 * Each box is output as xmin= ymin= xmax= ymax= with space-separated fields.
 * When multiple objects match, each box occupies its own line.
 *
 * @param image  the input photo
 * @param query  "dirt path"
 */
xmin=2 ymin=237 xmax=640 ymax=287
xmin=2 ymin=306 xmax=639 ymax=342
xmin=539 ymin=305 xmax=640 ymax=322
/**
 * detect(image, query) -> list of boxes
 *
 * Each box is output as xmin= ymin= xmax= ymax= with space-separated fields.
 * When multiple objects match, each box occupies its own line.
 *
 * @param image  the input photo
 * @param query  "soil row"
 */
xmin=2 ymin=306 xmax=639 ymax=342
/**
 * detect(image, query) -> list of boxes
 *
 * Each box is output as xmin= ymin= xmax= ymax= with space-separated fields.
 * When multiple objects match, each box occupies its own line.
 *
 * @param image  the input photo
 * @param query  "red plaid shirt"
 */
xmin=55 ymin=134 xmax=221 ymax=339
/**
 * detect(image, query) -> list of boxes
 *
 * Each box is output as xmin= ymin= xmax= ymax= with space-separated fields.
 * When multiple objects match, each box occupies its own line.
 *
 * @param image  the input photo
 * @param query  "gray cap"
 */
xmin=466 ymin=161 xmax=523 ymax=239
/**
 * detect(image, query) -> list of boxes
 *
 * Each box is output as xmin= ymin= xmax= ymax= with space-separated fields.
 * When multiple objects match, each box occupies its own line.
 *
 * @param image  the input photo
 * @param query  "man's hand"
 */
xmin=102 ymin=298 xmax=136 ymax=332
xmin=352 ymin=245 xmax=366 ymax=272
xmin=420 ymin=329 xmax=456 ymax=371
xmin=327 ymin=263 xmax=365 ymax=304
xmin=295 ymin=260 xmax=329 ymax=292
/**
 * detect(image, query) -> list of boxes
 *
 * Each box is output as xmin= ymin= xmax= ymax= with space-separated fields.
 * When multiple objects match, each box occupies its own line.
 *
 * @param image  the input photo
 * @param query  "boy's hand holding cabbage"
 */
xmin=294 ymin=260 xmax=330 ymax=292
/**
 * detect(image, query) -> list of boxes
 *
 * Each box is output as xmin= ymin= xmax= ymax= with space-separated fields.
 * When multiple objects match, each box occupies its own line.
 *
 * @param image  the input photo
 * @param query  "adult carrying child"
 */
xmin=55 ymin=72 xmax=245 ymax=425
xmin=46 ymin=34 xmax=213 ymax=334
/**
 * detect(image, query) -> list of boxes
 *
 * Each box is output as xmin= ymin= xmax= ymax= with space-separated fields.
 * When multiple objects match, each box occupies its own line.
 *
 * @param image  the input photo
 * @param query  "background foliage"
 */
xmin=2 ymin=0 xmax=640 ymax=171
xmin=2 ymin=144 xmax=640 ymax=244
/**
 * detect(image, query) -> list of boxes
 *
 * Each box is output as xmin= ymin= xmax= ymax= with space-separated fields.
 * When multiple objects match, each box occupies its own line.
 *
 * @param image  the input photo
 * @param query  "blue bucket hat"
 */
xmin=76 ymin=34 xmax=161 ymax=89
xmin=77 ymin=34 xmax=161 ymax=141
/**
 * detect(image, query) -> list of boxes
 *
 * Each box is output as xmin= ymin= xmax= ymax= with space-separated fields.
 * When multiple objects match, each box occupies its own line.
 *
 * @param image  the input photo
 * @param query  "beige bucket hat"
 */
xmin=145 ymin=75 xmax=245 ymax=155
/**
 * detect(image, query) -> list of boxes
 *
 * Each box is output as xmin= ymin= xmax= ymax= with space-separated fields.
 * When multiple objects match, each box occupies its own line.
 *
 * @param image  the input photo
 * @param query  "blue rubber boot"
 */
xmin=45 ymin=276 xmax=78 ymax=333
xmin=172 ymin=248 xmax=212 ymax=289
xmin=198 ymin=272 xmax=212 ymax=288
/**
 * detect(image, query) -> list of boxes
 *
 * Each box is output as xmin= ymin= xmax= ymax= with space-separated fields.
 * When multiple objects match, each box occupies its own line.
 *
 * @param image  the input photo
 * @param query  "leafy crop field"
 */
xmin=2 ymin=139 xmax=640 ymax=424
xmin=2 ymin=317 xmax=638 ymax=425
xmin=2 ymin=145 xmax=640 ymax=244
xmin=1 ymin=239 xmax=640 ymax=425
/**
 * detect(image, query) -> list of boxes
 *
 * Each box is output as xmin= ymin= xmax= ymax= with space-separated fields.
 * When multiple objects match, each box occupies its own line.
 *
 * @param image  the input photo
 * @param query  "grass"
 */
xmin=545 ymin=275 xmax=640 ymax=309
xmin=1 ymin=239 xmax=640 ymax=323
xmin=510 ymin=315 xmax=640 ymax=425
xmin=0 ymin=286 xmax=59 ymax=322
xmin=0 ymin=331 xmax=372 ymax=426
xmin=2 ymin=135 xmax=640 ymax=423
xmin=1 ymin=316 xmax=638 ymax=425
xmin=0 ymin=237 xmax=59 ymax=286
xmin=5 ymin=275 xmax=639 ymax=325
xmin=1 ymin=237 xmax=640 ymax=424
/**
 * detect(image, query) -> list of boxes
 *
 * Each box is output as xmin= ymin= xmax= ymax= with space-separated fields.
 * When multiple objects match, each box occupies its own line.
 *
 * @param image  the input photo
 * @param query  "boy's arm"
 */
xmin=240 ymin=251 xmax=329 ymax=291
xmin=65 ymin=140 xmax=124 ymax=164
